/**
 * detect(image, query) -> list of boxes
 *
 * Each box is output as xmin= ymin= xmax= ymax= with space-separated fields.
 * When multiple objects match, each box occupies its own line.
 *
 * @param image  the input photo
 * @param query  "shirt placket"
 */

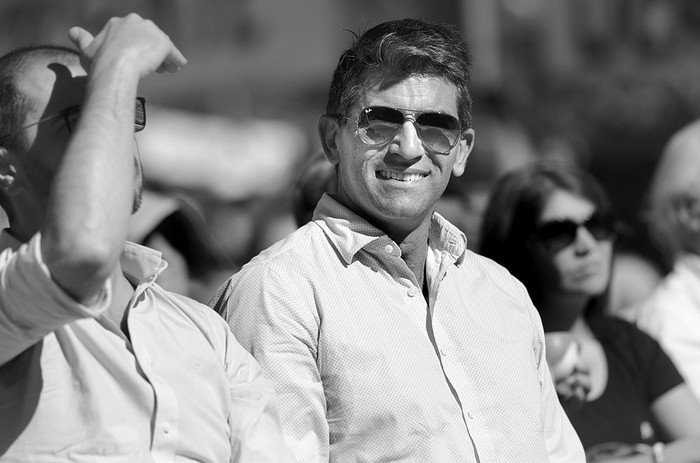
xmin=427 ymin=255 xmax=497 ymax=463
xmin=127 ymin=287 xmax=180 ymax=461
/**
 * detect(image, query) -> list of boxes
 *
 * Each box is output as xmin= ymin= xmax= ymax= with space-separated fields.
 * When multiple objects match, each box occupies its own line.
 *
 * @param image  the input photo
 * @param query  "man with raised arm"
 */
xmin=0 ymin=14 xmax=291 ymax=462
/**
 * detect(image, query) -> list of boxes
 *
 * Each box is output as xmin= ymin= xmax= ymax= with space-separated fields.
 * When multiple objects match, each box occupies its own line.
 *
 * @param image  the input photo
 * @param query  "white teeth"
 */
xmin=378 ymin=171 xmax=426 ymax=182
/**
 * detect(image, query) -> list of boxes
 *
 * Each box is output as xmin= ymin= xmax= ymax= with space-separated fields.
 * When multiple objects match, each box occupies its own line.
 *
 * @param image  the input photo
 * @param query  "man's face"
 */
xmin=321 ymin=75 xmax=474 ymax=232
xmin=14 ymin=58 xmax=143 ymax=213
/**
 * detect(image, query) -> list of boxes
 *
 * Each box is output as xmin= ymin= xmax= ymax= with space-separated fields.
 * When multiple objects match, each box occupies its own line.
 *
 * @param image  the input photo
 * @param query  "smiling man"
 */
xmin=211 ymin=18 xmax=584 ymax=462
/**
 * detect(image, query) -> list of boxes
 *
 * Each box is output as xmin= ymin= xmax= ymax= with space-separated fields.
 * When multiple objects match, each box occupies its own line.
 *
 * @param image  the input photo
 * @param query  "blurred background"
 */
xmin=3 ymin=0 xmax=700 ymax=300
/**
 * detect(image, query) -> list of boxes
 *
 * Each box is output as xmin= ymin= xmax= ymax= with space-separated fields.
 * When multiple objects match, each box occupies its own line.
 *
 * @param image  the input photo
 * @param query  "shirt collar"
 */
xmin=120 ymin=241 xmax=168 ymax=286
xmin=312 ymin=194 xmax=467 ymax=265
xmin=1 ymin=229 xmax=166 ymax=286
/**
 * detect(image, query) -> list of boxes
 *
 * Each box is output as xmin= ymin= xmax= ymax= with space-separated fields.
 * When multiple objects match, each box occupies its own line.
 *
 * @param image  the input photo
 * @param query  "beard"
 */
xmin=132 ymin=150 xmax=144 ymax=214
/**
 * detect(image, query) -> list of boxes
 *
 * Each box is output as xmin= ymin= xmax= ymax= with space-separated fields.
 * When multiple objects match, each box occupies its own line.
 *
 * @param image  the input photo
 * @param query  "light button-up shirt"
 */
xmin=0 ymin=231 xmax=292 ymax=462
xmin=211 ymin=194 xmax=584 ymax=463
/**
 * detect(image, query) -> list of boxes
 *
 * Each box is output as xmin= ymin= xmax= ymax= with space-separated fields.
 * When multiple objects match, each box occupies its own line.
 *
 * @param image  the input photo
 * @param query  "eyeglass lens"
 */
xmin=356 ymin=106 xmax=461 ymax=154
xmin=64 ymin=98 xmax=145 ymax=134
xmin=535 ymin=212 xmax=615 ymax=253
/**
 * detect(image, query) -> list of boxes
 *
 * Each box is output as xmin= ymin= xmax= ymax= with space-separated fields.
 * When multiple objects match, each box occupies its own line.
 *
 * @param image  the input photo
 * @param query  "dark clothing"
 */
xmin=563 ymin=317 xmax=683 ymax=449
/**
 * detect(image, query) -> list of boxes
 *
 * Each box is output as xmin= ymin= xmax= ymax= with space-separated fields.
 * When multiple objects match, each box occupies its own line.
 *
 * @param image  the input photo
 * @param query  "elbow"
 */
xmin=43 ymin=232 xmax=121 ymax=296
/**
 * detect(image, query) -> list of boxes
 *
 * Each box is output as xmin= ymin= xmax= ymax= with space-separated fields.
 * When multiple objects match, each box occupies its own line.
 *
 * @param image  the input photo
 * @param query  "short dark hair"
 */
xmin=0 ymin=45 xmax=79 ymax=151
xmin=0 ymin=45 xmax=79 ymax=221
xmin=325 ymin=18 xmax=473 ymax=129
xmin=479 ymin=161 xmax=614 ymax=310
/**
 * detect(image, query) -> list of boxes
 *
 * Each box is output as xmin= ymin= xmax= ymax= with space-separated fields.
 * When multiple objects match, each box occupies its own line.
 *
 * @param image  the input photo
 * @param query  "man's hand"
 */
xmin=67 ymin=13 xmax=187 ymax=79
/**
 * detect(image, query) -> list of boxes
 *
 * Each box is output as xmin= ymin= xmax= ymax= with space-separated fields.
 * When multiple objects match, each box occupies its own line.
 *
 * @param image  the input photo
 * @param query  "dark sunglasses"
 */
xmin=532 ymin=211 xmax=617 ymax=254
xmin=341 ymin=106 xmax=464 ymax=155
xmin=0 ymin=97 xmax=146 ymax=143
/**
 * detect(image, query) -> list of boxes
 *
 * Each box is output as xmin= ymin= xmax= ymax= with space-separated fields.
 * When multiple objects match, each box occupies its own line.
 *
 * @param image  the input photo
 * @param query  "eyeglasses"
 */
xmin=340 ymin=106 xmax=464 ymax=155
xmin=532 ymin=211 xmax=617 ymax=254
xmin=0 ymin=97 xmax=146 ymax=143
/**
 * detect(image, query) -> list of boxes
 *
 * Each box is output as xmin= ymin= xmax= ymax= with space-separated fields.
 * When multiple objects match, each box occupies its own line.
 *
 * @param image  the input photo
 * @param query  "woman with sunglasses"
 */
xmin=479 ymin=161 xmax=700 ymax=462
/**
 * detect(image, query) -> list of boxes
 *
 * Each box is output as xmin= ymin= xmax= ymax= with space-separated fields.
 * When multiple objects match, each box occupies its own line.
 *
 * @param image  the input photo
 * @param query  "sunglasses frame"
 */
xmin=531 ymin=211 xmax=617 ymax=254
xmin=0 ymin=97 xmax=146 ymax=143
xmin=340 ymin=105 xmax=464 ymax=155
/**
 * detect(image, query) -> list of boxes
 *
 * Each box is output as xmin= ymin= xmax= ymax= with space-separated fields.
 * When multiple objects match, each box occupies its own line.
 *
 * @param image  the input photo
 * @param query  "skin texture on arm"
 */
xmin=650 ymin=384 xmax=700 ymax=462
xmin=40 ymin=15 xmax=186 ymax=305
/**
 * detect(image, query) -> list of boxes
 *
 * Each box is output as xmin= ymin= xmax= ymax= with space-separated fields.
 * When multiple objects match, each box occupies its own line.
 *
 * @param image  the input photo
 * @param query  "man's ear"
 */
xmin=452 ymin=128 xmax=475 ymax=178
xmin=0 ymin=148 xmax=20 ymax=195
xmin=677 ymin=196 xmax=700 ymax=232
xmin=317 ymin=114 xmax=341 ymax=165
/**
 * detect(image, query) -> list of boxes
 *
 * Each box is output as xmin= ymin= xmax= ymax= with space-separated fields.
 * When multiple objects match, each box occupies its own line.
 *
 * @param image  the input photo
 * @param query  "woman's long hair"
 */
xmin=478 ymin=160 xmax=615 ymax=319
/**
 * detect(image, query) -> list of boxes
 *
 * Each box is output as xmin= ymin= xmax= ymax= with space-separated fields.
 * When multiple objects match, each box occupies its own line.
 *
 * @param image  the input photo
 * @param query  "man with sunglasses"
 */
xmin=0 ymin=14 xmax=291 ymax=462
xmin=211 ymin=18 xmax=584 ymax=462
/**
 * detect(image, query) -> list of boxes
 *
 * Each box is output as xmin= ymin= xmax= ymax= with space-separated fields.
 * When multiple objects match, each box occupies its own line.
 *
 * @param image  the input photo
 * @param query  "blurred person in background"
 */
xmin=211 ymin=18 xmax=584 ymax=462
xmin=479 ymin=161 xmax=700 ymax=462
xmin=0 ymin=14 xmax=291 ymax=461
xmin=291 ymin=150 xmax=336 ymax=227
xmin=632 ymin=119 xmax=700 ymax=405
xmin=128 ymin=188 xmax=239 ymax=303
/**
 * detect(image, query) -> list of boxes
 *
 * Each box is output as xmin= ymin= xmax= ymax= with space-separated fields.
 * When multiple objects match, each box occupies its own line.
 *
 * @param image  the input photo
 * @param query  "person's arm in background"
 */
xmin=44 ymin=14 xmax=186 ymax=304
xmin=210 ymin=266 xmax=329 ymax=463
xmin=592 ymin=325 xmax=700 ymax=463
xmin=648 ymin=384 xmax=700 ymax=462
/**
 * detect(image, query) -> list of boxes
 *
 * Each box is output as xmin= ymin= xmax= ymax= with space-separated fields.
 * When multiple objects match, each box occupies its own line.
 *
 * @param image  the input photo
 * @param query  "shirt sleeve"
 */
xmin=530 ymin=300 xmax=587 ymax=462
xmin=0 ymin=233 xmax=111 ymax=366
xmin=211 ymin=264 xmax=329 ymax=463
xmin=223 ymin=324 xmax=296 ymax=462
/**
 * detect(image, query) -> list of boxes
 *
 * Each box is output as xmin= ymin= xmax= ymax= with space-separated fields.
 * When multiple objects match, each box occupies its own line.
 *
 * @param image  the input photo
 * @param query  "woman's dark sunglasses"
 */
xmin=341 ymin=106 xmax=464 ymax=155
xmin=532 ymin=211 xmax=617 ymax=254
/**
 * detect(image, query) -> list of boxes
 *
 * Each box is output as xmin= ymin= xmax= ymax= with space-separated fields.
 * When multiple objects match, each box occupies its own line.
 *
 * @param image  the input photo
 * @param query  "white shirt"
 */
xmin=0 ymin=230 xmax=293 ymax=462
xmin=210 ymin=194 xmax=585 ymax=463
xmin=635 ymin=254 xmax=700 ymax=402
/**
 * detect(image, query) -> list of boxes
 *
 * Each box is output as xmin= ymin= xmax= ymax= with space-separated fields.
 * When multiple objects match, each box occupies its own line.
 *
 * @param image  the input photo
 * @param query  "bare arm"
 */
xmin=41 ymin=14 xmax=186 ymax=304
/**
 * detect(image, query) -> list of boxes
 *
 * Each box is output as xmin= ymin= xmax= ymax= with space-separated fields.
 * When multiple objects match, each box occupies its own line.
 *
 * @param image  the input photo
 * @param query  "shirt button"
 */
xmin=384 ymin=244 xmax=393 ymax=254
xmin=440 ymin=348 xmax=448 ymax=357
xmin=163 ymin=422 xmax=171 ymax=434
xmin=466 ymin=411 xmax=474 ymax=419
xmin=407 ymin=288 xmax=417 ymax=297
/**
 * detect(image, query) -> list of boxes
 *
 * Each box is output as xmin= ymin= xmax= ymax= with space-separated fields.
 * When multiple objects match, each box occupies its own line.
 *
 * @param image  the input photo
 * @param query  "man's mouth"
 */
xmin=377 ymin=170 xmax=428 ymax=182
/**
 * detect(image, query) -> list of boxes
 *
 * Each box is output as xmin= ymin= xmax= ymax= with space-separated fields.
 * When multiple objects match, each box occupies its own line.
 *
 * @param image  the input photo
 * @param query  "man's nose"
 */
xmin=392 ymin=120 xmax=424 ymax=159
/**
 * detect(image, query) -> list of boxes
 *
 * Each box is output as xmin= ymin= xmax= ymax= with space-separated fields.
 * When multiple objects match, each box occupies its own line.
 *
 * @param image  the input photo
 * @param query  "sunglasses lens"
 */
xmin=355 ymin=106 xmax=461 ymax=153
xmin=586 ymin=212 xmax=615 ymax=240
xmin=415 ymin=113 xmax=461 ymax=154
xmin=357 ymin=107 xmax=403 ymax=145
xmin=534 ymin=212 xmax=616 ymax=254
xmin=536 ymin=221 xmax=578 ymax=253
xmin=135 ymin=98 xmax=146 ymax=132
